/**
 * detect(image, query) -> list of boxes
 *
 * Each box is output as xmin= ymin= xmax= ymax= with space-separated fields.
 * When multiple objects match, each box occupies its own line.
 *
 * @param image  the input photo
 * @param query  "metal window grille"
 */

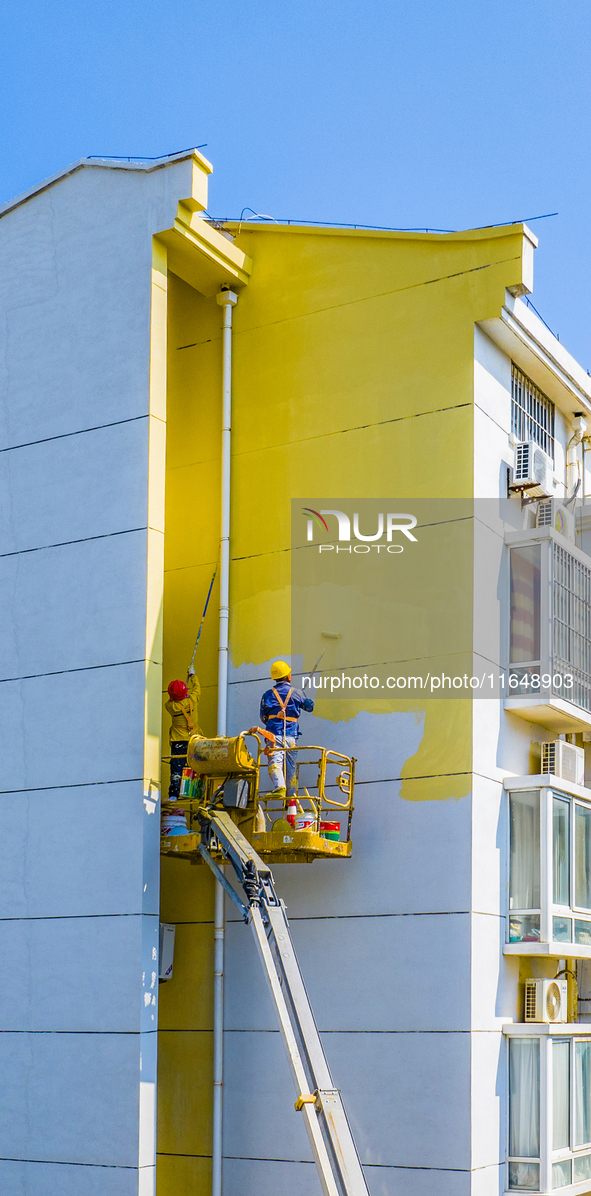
xmin=511 ymin=363 xmax=555 ymax=461
xmin=553 ymin=544 xmax=591 ymax=711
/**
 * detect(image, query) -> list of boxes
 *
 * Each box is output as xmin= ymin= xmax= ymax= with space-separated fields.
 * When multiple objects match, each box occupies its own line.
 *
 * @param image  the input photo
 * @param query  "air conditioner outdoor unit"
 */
xmin=512 ymin=441 xmax=554 ymax=498
xmin=542 ymin=740 xmax=585 ymax=786
xmin=537 ymin=498 xmax=575 ymax=543
xmin=524 ymin=978 xmax=568 ymax=1024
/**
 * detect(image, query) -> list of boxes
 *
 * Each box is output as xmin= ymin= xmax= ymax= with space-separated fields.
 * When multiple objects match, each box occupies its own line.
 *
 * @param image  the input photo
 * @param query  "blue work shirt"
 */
xmin=260 ymin=679 xmax=314 ymax=739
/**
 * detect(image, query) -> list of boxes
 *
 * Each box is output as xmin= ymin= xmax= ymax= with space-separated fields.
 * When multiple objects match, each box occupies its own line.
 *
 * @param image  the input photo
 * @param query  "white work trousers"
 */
xmin=268 ymin=735 xmax=296 ymax=794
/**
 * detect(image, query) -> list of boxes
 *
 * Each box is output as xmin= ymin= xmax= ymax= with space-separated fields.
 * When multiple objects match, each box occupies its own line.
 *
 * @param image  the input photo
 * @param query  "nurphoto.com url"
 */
xmin=302 ymin=672 xmax=575 ymax=694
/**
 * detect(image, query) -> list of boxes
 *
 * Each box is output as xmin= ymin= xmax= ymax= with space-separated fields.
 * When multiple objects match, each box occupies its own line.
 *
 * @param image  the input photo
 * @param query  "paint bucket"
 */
xmin=295 ymin=816 xmax=315 ymax=832
xmin=179 ymin=768 xmax=195 ymax=796
xmin=320 ymin=820 xmax=340 ymax=841
xmin=162 ymin=808 xmax=188 ymax=836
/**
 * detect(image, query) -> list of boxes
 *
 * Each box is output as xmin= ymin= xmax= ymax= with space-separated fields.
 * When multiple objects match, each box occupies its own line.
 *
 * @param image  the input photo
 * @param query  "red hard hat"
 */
xmin=167 ymin=679 xmax=188 ymax=700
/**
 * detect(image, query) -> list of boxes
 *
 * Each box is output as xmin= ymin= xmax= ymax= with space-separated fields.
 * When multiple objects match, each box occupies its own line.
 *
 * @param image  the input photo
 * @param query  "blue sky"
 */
xmin=1 ymin=0 xmax=589 ymax=367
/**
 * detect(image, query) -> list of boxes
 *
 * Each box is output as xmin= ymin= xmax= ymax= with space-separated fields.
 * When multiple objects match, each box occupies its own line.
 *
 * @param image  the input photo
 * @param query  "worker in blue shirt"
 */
xmin=260 ymin=660 xmax=315 ymax=797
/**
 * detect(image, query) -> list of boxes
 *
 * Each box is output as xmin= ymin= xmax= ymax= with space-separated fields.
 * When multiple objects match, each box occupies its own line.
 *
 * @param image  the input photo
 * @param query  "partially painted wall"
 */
xmin=158 ymin=222 xmax=534 ymax=1195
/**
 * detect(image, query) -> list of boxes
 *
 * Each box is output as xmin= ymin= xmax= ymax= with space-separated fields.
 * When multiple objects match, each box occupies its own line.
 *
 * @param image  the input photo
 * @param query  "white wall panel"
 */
xmin=0 ymin=781 xmax=157 ymax=918
xmin=0 ymin=419 xmax=150 ymax=555
xmin=223 ymin=1029 xmax=471 ymax=1170
xmin=224 ymin=912 xmax=471 ymax=1032
xmin=0 ymin=662 xmax=146 ymax=790
xmin=0 ymin=530 xmax=148 ymax=679
xmin=0 ymin=914 xmax=158 ymax=1033
xmin=0 ymin=1030 xmax=155 ymax=1167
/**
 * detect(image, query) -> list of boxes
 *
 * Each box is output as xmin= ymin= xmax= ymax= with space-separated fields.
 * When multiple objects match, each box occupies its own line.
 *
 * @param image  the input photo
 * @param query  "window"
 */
xmin=508 ymin=537 xmax=591 ymax=714
xmin=508 ymin=1034 xmax=591 ymax=1193
xmin=509 ymin=1038 xmax=541 ymax=1190
xmin=508 ymin=789 xmax=591 ymax=950
xmin=510 ymin=545 xmax=542 ymax=668
xmin=512 ymin=363 xmax=555 ymax=461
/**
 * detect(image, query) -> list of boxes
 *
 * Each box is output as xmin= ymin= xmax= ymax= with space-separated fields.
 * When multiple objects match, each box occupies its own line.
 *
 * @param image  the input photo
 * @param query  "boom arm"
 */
xmin=198 ymin=808 xmax=370 ymax=1196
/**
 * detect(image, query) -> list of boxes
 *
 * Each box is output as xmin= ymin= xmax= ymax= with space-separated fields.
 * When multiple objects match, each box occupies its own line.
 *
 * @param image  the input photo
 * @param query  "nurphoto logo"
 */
xmin=302 ymin=507 xmax=418 ymax=553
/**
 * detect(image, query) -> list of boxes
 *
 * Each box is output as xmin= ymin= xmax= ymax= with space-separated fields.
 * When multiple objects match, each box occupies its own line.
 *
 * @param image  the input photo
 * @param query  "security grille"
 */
xmin=553 ymin=543 xmax=591 ymax=711
xmin=511 ymin=363 xmax=555 ymax=461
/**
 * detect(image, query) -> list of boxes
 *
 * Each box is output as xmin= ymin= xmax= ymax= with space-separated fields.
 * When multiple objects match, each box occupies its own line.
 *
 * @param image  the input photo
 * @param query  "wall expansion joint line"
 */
xmin=0 ymin=527 xmax=148 ymax=559
xmin=0 ymin=659 xmax=146 ymax=684
xmin=0 ymin=413 xmax=149 ymax=454
xmin=0 ymin=777 xmax=144 ymax=795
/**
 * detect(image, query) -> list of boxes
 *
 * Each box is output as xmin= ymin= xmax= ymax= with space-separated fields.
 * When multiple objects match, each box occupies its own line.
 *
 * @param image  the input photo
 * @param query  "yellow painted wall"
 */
xmin=156 ymin=222 xmax=530 ymax=1192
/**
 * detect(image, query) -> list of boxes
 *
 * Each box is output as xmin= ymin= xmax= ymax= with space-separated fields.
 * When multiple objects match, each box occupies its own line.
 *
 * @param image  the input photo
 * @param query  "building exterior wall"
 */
xmin=0 ymin=154 xmax=208 ymax=1195
xmin=4 ymin=147 xmax=590 ymax=1196
xmin=158 ymin=221 xmax=536 ymax=1195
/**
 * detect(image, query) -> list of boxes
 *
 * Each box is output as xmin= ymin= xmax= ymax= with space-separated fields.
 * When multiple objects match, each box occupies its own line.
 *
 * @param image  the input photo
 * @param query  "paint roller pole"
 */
xmin=213 ymin=288 xmax=237 ymax=1196
xmin=188 ymin=563 xmax=218 ymax=676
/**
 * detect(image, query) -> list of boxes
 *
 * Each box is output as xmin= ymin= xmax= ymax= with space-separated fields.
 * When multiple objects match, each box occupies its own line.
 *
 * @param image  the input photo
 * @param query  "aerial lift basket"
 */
xmin=161 ymin=730 xmax=356 ymax=864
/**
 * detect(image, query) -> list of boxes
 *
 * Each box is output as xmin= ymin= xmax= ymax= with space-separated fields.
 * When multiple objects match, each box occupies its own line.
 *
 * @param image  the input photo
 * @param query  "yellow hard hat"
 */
xmin=270 ymin=659 xmax=291 ymax=679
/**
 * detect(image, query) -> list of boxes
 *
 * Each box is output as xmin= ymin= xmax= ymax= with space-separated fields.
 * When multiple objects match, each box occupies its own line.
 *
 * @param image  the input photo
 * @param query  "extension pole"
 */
xmin=213 ymin=288 xmax=237 ymax=1196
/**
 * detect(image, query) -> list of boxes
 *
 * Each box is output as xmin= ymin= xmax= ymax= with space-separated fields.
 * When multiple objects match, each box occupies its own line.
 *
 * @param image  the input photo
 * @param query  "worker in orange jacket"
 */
xmin=165 ymin=668 xmax=201 ymax=798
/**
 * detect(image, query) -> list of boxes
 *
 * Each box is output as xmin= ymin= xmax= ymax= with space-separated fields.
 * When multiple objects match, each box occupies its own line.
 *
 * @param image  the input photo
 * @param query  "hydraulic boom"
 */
xmin=198 ymin=807 xmax=371 ymax=1196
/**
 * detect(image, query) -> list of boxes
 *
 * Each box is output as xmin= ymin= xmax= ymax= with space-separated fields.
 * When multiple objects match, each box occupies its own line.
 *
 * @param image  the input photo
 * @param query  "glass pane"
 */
xmin=510 ymin=545 xmax=541 ymax=663
xmin=553 ymin=1040 xmax=570 ymax=1150
xmin=575 ymin=919 xmax=591 ymax=946
xmin=574 ymin=1152 xmax=591 ymax=1182
xmin=510 ymin=915 xmax=540 ymax=943
xmin=510 ymin=1039 xmax=540 ymax=1158
xmin=553 ymin=798 xmax=570 ymax=906
xmin=551 ymin=1159 xmax=572 ymax=1188
xmin=576 ymin=805 xmax=591 ymax=911
xmin=553 ymin=916 xmax=572 ymax=942
xmin=575 ymin=1041 xmax=591 ymax=1146
xmin=510 ymin=792 xmax=540 ymax=910
xmin=508 ymin=1161 xmax=540 ymax=1191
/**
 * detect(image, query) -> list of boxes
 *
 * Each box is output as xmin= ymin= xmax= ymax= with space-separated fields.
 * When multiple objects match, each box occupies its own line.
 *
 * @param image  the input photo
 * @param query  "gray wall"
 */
xmin=0 ymin=157 xmax=191 ymax=1195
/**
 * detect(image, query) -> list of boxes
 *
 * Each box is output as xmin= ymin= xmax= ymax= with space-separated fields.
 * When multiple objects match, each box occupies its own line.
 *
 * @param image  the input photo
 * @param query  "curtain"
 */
xmin=575 ymin=1040 xmax=591 ymax=1146
xmin=510 ymin=545 xmax=541 ymax=664
xmin=510 ymin=1038 xmax=540 ymax=1158
xmin=576 ymin=806 xmax=591 ymax=911
xmin=510 ymin=792 xmax=540 ymax=910
xmin=553 ymin=798 xmax=570 ymax=907
xmin=553 ymin=1040 xmax=570 ymax=1150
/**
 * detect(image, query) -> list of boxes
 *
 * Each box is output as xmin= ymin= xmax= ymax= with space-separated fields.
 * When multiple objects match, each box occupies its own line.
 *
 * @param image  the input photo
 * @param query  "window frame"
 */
xmin=506 ymin=529 xmax=591 ymax=716
xmin=507 ymin=787 xmax=591 ymax=953
xmin=511 ymin=362 xmax=556 ymax=463
xmin=506 ymin=1031 xmax=591 ymax=1195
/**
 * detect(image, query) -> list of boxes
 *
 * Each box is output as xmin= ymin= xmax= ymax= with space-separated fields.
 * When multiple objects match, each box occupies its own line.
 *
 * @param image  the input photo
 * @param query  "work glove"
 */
xmin=187 ymin=666 xmax=195 ymax=678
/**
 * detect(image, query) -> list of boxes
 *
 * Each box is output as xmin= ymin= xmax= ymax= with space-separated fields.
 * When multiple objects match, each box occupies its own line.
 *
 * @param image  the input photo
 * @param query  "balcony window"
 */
xmin=507 ymin=1033 xmax=591 ymax=1194
xmin=508 ymin=537 xmax=591 ymax=715
xmin=508 ymin=789 xmax=591 ymax=951
xmin=511 ymin=363 xmax=555 ymax=462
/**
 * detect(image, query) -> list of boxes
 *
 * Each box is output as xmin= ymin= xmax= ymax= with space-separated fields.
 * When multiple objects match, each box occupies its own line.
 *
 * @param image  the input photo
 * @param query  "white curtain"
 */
xmin=575 ymin=1040 xmax=591 ymax=1146
xmin=553 ymin=798 xmax=570 ymax=907
xmin=576 ymin=806 xmax=591 ymax=911
xmin=510 ymin=1038 xmax=540 ymax=1158
xmin=553 ymin=1040 xmax=570 ymax=1151
xmin=510 ymin=545 xmax=541 ymax=664
xmin=510 ymin=792 xmax=540 ymax=910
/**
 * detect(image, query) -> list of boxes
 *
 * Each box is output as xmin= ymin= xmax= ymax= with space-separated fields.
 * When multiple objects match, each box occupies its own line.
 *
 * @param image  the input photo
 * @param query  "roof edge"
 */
xmin=0 ymin=148 xmax=213 ymax=221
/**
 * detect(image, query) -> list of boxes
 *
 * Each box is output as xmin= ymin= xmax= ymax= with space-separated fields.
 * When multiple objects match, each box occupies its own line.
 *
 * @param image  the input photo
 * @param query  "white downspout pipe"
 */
xmin=212 ymin=288 xmax=237 ymax=1196
xmin=566 ymin=414 xmax=587 ymax=504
